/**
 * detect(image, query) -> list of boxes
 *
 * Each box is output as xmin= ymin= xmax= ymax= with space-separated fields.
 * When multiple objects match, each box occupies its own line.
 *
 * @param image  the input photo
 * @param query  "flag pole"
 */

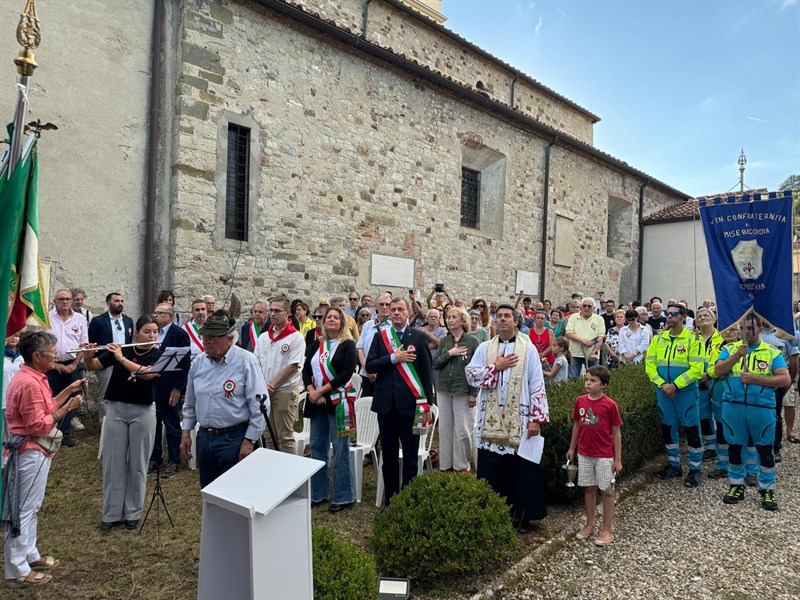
xmin=2 ymin=0 xmax=42 ymax=515
xmin=7 ymin=0 xmax=40 ymax=179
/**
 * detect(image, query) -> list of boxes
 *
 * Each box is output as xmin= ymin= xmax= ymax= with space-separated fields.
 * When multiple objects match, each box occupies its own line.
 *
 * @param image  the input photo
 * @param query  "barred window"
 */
xmin=460 ymin=167 xmax=480 ymax=229
xmin=225 ymin=124 xmax=250 ymax=241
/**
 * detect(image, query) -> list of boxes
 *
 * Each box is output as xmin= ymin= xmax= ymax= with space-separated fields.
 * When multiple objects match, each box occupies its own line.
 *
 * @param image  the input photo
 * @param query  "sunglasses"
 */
xmin=475 ymin=304 xmax=485 ymax=309
xmin=665 ymin=311 xmax=681 ymax=317
xmin=581 ymin=304 xmax=594 ymax=309
xmin=627 ymin=317 xmax=637 ymax=321
xmin=313 ymin=315 xmax=324 ymax=319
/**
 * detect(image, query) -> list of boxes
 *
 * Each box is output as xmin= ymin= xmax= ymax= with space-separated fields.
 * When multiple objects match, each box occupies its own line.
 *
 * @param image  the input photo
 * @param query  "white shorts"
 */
xmin=784 ymin=386 xmax=797 ymax=408
xmin=577 ymin=454 xmax=614 ymax=490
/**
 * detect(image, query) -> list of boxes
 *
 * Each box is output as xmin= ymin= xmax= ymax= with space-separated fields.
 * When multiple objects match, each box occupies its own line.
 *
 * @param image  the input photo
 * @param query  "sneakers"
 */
xmin=656 ymin=464 xmax=683 ymax=479
xmin=702 ymin=449 xmax=716 ymax=462
xmin=745 ymin=473 xmax=758 ymax=487
xmin=163 ymin=463 xmax=180 ymax=479
xmin=72 ymin=417 xmax=85 ymax=431
xmin=683 ymin=470 xmax=702 ymax=488
xmin=707 ymin=468 xmax=727 ymax=480
xmin=759 ymin=489 xmax=778 ymax=511
xmin=723 ymin=484 xmax=745 ymax=504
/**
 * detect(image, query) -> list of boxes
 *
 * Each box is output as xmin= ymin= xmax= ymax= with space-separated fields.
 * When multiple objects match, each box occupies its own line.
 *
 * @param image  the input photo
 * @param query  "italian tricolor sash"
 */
xmin=379 ymin=328 xmax=431 ymax=433
xmin=318 ymin=339 xmax=357 ymax=438
xmin=184 ymin=322 xmax=204 ymax=352
xmin=249 ymin=322 xmax=261 ymax=350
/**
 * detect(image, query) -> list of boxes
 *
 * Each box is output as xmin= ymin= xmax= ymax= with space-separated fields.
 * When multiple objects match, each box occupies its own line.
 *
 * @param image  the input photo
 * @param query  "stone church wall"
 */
xmin=169 ymin=0 xmax=682 ymax=308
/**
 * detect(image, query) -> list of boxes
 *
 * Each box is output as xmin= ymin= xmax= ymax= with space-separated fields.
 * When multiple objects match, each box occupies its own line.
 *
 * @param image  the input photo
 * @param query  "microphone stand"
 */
xmin=256 ymin=394 xmax=279 ymax=449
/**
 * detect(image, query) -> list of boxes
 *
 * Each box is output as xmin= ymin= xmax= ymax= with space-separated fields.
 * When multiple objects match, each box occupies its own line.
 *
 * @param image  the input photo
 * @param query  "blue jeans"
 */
xmin=568 ymin=357 xmax=598 ymax=378
xmin=196 ymin=423 xmax=247 ymax=488
xmin=310 ymin=412 xmax=355 ymax=504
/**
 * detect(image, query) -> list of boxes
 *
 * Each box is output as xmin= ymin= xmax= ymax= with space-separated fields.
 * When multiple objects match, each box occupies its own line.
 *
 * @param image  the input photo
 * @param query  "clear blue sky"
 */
xmin=442 ymin=0 xmax=800 ymax=197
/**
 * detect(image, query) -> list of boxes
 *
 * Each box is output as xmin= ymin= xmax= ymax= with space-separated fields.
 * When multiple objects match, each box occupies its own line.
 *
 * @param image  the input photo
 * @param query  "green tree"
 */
xmin=778 ymin=175 xmax=800 ymax=234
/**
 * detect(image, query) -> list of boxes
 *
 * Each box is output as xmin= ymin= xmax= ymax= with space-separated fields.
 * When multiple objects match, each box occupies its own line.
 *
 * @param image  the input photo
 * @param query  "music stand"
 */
xmin=138 ymin=347 xmax=191 ymax=537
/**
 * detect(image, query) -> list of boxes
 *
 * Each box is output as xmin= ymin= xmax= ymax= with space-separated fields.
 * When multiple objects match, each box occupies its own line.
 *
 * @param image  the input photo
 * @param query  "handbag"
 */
xmin=32 ymin=426 xmax=63 ymax=453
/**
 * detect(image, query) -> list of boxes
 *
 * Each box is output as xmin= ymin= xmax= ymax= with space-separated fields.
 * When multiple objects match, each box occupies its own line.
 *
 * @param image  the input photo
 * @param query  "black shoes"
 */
xmin=683 ymin=470 xmax=702 ymax=488
xmin=656 ymin=464 xmax=682 ymax=479
xmin=61 ymin=436 xmax=75 ymax=448
xmin=100 ymin=521 xmax=120 ymax=532
xmin=124 ymin=520 xmax=139 ymax=530
xmin=328 ymin=502 xmax=354 ymax=514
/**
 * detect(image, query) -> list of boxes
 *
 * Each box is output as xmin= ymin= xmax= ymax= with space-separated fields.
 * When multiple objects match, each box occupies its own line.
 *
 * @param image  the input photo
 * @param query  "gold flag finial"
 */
xmin=14 ymin=0 xmax=40 ymax=77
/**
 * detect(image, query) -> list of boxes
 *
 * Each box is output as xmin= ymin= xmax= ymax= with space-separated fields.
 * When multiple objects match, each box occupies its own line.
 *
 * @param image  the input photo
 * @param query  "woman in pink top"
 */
xmin=3 ymin=330 xmax=84 ymax=585
xmin=529 ymin=311 xmax=555 ymax=365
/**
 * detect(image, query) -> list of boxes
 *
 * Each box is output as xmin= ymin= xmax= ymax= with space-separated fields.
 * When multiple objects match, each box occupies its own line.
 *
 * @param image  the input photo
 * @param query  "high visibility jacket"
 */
xmin=718 ymin=340 xmax=785 ymax=408
xmin=645 ymin=327 xmax=704 ymax=389
xmin=703 ymin=330 xmax=726 ymax=378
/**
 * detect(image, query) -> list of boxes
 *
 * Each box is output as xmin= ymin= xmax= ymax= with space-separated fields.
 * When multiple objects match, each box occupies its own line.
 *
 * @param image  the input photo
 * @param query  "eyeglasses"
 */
xmin=377 ymin=302 xmax=391 ymax=307
xmin=115 ymin=321 xmax=122 ymax=331
xmin=627 ymin=317 xmax=637 ymax=321
xmin=269 ymin=308 xmax=285 ymax=313
xmin=582 ymin=304 xmax=594 ymax=309
xmin=55 ymin=298 xmax=72 ymax=302
xmin=665 ymin=311 xmax=681 ymax=317
xmin=313 ymin=315 xmax=324 ymax=319
xmin=152 ymin=311 xmax=171 ymax=316
xmin=349 ymin=297 xmax=359 ymax=301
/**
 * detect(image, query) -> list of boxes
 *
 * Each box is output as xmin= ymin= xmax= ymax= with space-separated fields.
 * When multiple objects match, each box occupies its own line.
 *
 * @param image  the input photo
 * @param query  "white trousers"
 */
xmin=4 ymin=450 xmax=50 ymax=579
xmin=101 ymin=401 xmax=156 ymax=522
xmin=437 ymin=390 xmax=474 ymax=471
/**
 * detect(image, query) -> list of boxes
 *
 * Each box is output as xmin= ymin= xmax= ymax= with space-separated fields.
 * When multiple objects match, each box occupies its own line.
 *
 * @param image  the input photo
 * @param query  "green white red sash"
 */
xmin=249 ymin=322 xmax=261 ymax=350
xmin=184 ymin=321 xmax=204 ymax=352
xmin=318 ymin=339 xmax=357 ymax=437
xmin=380 ymin=328 xmax=426 ymax=400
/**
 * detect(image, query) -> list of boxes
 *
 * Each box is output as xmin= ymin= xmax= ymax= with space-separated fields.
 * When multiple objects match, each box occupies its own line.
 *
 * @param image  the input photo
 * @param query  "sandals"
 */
xmin=787 ymin=436 xmax=800 ymax=444
xmin=9 ymin=571 xmax=52 ymax=585
xmin=29 ymin=556 xmax=60 ymax=570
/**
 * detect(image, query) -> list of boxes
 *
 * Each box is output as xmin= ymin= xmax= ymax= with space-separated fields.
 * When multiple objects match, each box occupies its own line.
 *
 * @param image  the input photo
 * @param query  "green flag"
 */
xmin=0 ymin=137 xmax=45 ymax=510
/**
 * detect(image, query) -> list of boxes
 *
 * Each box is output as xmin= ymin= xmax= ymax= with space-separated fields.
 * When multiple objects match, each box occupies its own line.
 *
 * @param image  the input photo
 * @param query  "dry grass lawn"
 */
xmin=0 ymin=411 xmax=582 ymax=600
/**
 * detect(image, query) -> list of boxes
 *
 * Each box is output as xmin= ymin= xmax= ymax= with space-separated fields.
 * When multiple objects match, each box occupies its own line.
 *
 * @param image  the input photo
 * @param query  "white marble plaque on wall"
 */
xmin=554 ymin=215 xmax=574 ymax=267
xmin=370 ymin=254 xmax=415 ymax=289
xmin=515 ymin=270 xmax=539 ymax=296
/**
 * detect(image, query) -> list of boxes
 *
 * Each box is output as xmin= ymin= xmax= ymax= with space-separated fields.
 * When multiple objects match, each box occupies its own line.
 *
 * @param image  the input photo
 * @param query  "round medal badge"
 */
xmin=223 ymin=380 xmax=236 ymax=398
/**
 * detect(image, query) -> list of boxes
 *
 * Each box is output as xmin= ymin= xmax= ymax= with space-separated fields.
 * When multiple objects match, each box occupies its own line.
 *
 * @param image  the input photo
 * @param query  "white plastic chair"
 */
xmin=348 ymin=396 xmax=379 ymax=502
xmin=188 ymin=423 xmax=199 ymax=470
xmin=375 ymin=404 xmax=439 ymax=507
xmin=349 ymin=373 xmax=363 ymax=398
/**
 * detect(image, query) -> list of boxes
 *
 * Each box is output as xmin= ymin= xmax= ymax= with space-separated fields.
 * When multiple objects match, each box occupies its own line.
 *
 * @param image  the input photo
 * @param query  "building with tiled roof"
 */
xmin=2 ymin=0 xmax=694 ymax=313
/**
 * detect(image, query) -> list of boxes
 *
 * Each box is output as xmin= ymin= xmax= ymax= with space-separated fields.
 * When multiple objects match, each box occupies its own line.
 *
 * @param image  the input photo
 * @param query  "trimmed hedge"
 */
xmin=371 ymin=472 xmax=517 ymax=585
xmin=541 ymin=364 xmax=661 ymax=501
xmin=313 ymin=527 xmax=378 ymax=600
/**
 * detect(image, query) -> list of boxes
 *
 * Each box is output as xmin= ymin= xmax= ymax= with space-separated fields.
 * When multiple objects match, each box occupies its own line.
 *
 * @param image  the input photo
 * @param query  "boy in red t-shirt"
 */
xmin=566 ymin=365 xmax=622 ymax=546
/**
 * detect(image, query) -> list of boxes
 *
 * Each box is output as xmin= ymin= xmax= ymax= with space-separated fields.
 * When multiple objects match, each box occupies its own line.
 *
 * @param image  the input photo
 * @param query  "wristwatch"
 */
xmin=245 ymin=437 xmax=257 ymax=444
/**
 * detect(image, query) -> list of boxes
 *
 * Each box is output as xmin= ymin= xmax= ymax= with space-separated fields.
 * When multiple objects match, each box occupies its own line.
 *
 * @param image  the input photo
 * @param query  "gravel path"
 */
xmin=498 ymin=442 xmax=800 ymax=600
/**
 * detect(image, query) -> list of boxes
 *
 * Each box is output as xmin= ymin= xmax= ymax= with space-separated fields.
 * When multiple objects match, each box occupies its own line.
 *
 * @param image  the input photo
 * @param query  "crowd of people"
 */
xmin=2 ymin=284 xmax=798 ymax=584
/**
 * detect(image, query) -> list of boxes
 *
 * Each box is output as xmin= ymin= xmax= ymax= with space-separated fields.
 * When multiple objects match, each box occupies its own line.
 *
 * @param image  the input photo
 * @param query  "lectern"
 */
xmin=197 ymin=448 xmax=324 ymax=600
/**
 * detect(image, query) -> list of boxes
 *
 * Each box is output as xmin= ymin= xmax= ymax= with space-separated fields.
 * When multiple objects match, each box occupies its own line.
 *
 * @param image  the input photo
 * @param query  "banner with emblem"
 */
xmin=699 ymin=190 xmax=793 ymax=339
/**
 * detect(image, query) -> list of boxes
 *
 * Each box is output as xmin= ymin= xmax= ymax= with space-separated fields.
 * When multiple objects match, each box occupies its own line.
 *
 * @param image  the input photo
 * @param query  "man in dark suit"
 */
xmin=367 ymin=296 xmax=434 ymax=506
xmin=88 ymin=292 xmax=134 ymax=415
xmin=238 ymin=300 xmax=268 ymax=353
xmin=149 ymin=303 xmax=191 ymax=477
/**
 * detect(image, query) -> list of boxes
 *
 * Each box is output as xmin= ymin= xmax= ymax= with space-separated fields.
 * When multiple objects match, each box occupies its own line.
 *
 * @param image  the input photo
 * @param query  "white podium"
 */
xmin=197 ymin=448 xmax=324 ymax=600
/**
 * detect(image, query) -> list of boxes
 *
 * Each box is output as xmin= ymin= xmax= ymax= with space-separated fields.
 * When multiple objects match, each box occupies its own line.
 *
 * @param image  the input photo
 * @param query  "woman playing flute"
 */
xmin=82 ymin=316 xmax=162 ymax=531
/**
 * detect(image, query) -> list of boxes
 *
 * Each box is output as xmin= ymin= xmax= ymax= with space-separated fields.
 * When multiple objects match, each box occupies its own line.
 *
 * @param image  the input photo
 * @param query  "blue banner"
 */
xmin=699 ymin=190 xmax=793 ymax=339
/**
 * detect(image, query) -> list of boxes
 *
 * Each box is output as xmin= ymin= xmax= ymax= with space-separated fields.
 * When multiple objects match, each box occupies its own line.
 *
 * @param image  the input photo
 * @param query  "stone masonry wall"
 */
xmin=168 ymin=0 xmax=682 ymax=310
xmin=286 ymin=0 xmax=596 ymax=144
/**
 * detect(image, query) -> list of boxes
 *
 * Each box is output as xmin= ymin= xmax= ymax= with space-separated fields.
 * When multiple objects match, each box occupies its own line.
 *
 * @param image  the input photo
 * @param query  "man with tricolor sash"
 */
xmin=366 ymin=297 xmax=434 ymax=506
xmin=254 ymin=295 xmax=305 ymax=454
xmin=183 ymin=299 xmax=208 ymax=357
xmin=238 ymin=301 xmax=268 ymax=353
